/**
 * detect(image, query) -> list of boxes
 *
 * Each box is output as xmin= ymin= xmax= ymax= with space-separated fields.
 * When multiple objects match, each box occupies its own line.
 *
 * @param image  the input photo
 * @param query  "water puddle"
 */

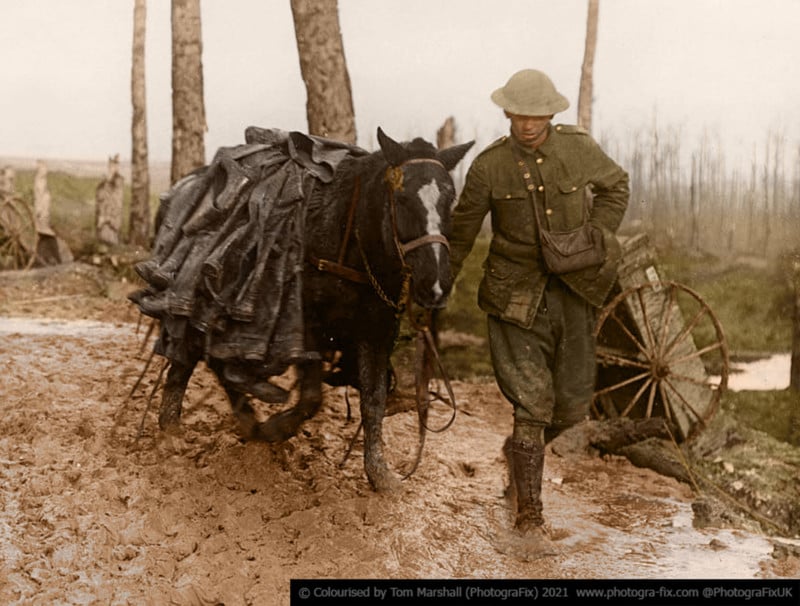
xmin=0 ymin=316 xmax=138 ymax=340
xmin=558 ymin=495 xmax=799 ymax=578
xmin=727 ymin=353 xmax=790 ymax=391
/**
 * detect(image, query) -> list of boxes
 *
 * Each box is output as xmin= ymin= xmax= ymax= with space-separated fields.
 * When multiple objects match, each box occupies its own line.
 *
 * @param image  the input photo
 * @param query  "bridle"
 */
xmin=311 ymin=156 xmax=450 ymax=312
xmin=312 ymin=155 xmax=458 ymax=479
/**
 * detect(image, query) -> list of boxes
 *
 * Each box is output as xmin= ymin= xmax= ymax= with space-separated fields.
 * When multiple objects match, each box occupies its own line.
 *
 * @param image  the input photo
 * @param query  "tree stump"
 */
xmin=95 ymin=155 xmax=124 ymax=246
xmin=33 ymin=160 xmax=55 ymax=236
xmin=0 ymin=166 xmax=15 ymax=198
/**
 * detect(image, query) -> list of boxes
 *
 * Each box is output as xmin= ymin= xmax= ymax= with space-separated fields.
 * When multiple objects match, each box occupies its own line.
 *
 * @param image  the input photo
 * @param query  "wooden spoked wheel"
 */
xmin=0 ymin=196 xmax=38 ymax=270
xmin=593 ymin=280 xmax=729 ymax=441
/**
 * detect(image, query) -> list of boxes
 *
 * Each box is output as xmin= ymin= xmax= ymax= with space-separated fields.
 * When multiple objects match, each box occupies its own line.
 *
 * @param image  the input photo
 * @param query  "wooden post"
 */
xmin=95 ymin=155 xmax=125 ymax=246
xmin=33 ymin=160 xmax=54 ymax=236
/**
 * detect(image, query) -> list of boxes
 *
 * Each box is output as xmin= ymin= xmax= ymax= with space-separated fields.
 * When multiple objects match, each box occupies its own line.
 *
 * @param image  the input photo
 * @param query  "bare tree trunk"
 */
xmin=747 ymin=149 xmax=756 ymax=252
xmin=689 ymin=155 xmax=700 ymax=250
xmin=762 ymin=136 xmax=771 ymax=257
xmin=171 ymin=0 xmax=206 ymax=184
xmin=437 ymin=116 xmax=456 ymax=149
xmin=792 ymin=256 xmax=800 ymax=392
xmin=129 ymin=0 xmax=151 ymax=246
xmin=290 ymin=0 xmax=356 ymax=144
xmin=577 ymin=0 xmax=599 ymax=132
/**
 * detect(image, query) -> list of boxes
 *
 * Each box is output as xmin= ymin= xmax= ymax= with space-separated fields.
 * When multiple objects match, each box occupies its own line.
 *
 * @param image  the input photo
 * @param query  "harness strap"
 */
xmin=308 ymin=175 xmax=370 ymax=283
xmin=400 ymin=233 xmax=450 ymax=255
xmin=311 ymin=157 xmax=449 ymax=297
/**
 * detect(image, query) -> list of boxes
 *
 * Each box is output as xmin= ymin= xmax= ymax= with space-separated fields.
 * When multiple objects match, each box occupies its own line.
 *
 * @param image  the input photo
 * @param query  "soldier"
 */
xmin=449 ymin=69 xmax=629 ymax=553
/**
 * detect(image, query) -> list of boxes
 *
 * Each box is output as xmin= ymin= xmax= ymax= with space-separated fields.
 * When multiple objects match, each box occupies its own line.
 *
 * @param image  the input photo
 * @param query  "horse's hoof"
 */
xmin=158 ymin=407 xmax=182 ymax=431
xmin=252 ymin=410 xmax=303 ymax=443
xmin=368 ymin=467 xmax=402 ymax=492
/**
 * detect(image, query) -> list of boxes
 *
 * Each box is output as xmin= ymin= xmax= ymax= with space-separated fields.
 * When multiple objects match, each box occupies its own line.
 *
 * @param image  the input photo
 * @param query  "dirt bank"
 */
xmin=1 ymin=263 xmax=798 ymax=605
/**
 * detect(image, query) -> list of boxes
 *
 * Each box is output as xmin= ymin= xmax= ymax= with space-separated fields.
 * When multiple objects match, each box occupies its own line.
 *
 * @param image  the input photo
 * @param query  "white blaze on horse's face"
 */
xmin=416 ymin=178 xmax=444 ymax=301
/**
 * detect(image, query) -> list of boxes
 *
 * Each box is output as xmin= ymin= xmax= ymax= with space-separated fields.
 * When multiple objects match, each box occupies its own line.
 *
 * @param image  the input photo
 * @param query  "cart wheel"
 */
xmin=0 ymin=196 xmax=38 ymax=270
xmin=593 ymin=280 xmax=729 ymax=440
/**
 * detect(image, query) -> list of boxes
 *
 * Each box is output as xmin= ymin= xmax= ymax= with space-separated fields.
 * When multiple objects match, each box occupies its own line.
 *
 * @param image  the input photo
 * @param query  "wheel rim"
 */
xmin=593 ymin=280 xmax=729 ymax=441
xmin=0 ymin=197 xmax=38 ymax=270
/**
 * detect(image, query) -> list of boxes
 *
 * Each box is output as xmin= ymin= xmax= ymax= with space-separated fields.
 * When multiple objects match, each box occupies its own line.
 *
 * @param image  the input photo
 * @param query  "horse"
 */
xmin=130 ymin=127 xmax=473 ymax=492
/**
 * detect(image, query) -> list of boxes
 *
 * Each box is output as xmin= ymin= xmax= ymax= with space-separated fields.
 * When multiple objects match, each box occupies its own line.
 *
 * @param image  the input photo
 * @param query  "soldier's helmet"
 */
xmin=491 ymin=69 xmax=570 ymax=116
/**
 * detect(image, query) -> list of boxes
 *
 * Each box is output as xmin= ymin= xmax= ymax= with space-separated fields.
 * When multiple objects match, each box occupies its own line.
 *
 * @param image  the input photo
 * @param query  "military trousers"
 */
xmin=488 ymin=277 xmax=596 ymax=444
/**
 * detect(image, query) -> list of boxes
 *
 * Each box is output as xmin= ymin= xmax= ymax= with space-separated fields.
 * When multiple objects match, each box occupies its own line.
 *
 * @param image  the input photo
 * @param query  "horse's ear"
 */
xmin=438 ymin=140 xmax=475 ymax=171
xmin=377 ymin=127 xmax=407 ymax=166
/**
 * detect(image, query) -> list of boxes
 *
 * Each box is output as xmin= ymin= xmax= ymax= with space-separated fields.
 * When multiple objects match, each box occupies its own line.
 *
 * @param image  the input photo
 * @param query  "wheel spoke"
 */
xmin=644 ymin=378 xmax=658 ymax=418
xmin=662 ymin=375 xmax=708 ymax=425
xmin=595 ymin=346 xmax=650 ymax=370
xmin=663 ymin=304 xmax=708 ymax=360
xmin=594 ymin=369 xmax=653 ymax=398
xmin=656 ymin=283 xmax=677 ymax=359
xmin=619 ymin=376 xmax=655 ymax=418
xmin=658 ymin=381 xmax=674 ymax=425
xmin=635 ymin=286 xmax=659 ymax=352
xmin=664 ymin=340 xmax=723 ymax=367
xmin=663 ymin=370 xmax=717 ymax=390
xmin=608 ymin=308 xmax=651 ymax=360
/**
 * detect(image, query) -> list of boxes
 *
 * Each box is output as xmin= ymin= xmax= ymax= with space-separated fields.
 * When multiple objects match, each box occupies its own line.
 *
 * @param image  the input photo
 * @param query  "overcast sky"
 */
xmin=1 ymin=0 xmax=798 ymax=173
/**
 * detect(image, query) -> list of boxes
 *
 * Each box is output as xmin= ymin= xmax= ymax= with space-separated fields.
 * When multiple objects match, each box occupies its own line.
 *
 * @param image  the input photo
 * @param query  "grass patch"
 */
xmin=721 ymin=388 xmax=800 ymax=445
xmin=437 ymin=235 xmax=492 ymax=380
xmin=658 ymin=251 xmax=792 ymax=353
xmin=14 ymin=169 xmax=159 ymax=257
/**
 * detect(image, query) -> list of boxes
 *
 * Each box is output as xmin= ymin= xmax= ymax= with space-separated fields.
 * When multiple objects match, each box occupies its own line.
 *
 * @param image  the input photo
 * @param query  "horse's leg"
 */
xmin=253 ymin=359 xmax=323 ymax=443
xmin=358 ymin=340 xmax=401 ymax=492
xmin=207 ymin=358 xmax=261 ymax=438
xmin=159 ymin=357 xmax=198 ymax=430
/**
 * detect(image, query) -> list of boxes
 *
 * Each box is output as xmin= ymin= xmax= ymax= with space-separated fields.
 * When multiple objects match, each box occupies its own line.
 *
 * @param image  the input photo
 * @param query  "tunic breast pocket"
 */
xmin=554 ymin=174 xmax=590 ymax=229
xmin=491 ymin=186 xmax=534 ymax=240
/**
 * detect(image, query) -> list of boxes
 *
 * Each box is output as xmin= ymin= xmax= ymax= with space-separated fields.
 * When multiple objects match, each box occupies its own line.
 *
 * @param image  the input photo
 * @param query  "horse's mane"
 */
xmin=306 ymin=136 xmax=444 ymax=226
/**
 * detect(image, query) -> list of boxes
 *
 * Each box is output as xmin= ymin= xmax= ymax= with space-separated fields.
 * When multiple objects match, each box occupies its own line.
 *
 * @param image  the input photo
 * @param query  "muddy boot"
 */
xmin=508 ymin=438 xmax=557 ymax=555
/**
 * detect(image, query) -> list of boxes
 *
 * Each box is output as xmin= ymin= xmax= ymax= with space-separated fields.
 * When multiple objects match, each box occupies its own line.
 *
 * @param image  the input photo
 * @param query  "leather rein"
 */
xmin=311 ymin=156 xmax=458 ymax=479
xmin=310 ymin=157 xmax=450 ymax=310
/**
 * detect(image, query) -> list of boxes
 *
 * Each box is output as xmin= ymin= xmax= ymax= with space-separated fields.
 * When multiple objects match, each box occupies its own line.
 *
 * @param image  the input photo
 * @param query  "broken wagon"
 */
xmin=592 ymin=233 xmax=730 ymax=441
xmin=0 ymin=191 xmax=38 ymax=271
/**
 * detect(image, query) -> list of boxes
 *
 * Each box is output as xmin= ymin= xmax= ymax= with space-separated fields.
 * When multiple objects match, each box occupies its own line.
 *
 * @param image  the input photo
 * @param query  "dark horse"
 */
xmin=130 ymin=127 xmax=473 ymax=491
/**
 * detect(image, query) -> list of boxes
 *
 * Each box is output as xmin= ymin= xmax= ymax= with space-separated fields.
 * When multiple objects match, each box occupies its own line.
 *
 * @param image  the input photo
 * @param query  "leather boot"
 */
xmin=508 ymin=438 xmax=559 ymax=556
xmin=508 ymin=438 xmax=546 ymax=533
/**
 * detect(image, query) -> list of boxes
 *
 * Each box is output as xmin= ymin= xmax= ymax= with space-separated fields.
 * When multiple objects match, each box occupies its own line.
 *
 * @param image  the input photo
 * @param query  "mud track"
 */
xmin=0 ymin=263 xmax=797 ymax=605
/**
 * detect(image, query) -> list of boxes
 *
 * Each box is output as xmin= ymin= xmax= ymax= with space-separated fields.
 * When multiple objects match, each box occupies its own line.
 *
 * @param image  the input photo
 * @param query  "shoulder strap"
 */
xmin=509 ymin=145 xmax=546 ymax=235
xmin=509 ymin=145 xmax=589 ymax=230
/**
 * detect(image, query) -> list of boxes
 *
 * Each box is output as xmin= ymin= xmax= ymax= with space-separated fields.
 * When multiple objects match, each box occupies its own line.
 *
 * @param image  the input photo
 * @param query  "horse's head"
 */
xmin=376 ymin=127 xmax=473 ymax=309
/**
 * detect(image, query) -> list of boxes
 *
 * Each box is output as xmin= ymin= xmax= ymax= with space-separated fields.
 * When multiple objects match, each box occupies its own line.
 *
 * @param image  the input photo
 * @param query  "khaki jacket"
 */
xmin=450 ymin=124 xmax=630 ymax=328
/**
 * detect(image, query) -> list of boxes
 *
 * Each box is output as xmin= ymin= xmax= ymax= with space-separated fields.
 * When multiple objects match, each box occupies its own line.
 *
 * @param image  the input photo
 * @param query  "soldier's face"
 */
xmin=505 ymin=112 xmax=552 ymax=148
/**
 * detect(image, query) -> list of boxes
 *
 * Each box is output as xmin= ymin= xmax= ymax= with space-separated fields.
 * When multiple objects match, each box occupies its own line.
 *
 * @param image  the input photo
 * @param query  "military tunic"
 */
xmin=450 ymin=123 xmax=630 ymax=321
xmin=450 ymin=124 xmax=629 ymax=437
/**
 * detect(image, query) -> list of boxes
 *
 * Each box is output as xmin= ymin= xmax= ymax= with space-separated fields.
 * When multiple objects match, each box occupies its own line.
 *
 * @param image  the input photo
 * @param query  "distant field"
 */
xmin=0 ymin=156 xmax=172 ymax=194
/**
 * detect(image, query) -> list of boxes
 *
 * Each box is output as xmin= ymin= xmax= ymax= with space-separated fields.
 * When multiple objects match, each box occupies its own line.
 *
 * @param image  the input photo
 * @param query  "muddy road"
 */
xmin=1 ymin=263 xmax=798 ymax=605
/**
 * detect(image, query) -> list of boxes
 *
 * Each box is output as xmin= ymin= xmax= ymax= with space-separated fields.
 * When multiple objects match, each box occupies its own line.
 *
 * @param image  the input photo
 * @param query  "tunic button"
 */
xmin=505 ymin=194 xmax=512 ymax=199
xmin=538 ymin=185 xmax=544 ymax=192
xmin=536 ymin=158 xmax=544 ymax=164
xmin=556 ymin=125 xmax=562 ymax=131
xmin=571 ymin=186 xmax=578 ymax=192
xmin=545 ymin=208 xmax=553 ymax=216
xmin=523 ymin=172 xmax=530 ymax=179
xmin=527 ymin=184 xmax=535 ymax=191
xmin=517 ymin=161 xmax=524 ymax=167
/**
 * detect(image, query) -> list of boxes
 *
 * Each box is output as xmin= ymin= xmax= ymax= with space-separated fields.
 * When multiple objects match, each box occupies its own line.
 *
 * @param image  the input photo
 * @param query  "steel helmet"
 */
xmin=490 ymin=69 xmax=570 ymax=116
